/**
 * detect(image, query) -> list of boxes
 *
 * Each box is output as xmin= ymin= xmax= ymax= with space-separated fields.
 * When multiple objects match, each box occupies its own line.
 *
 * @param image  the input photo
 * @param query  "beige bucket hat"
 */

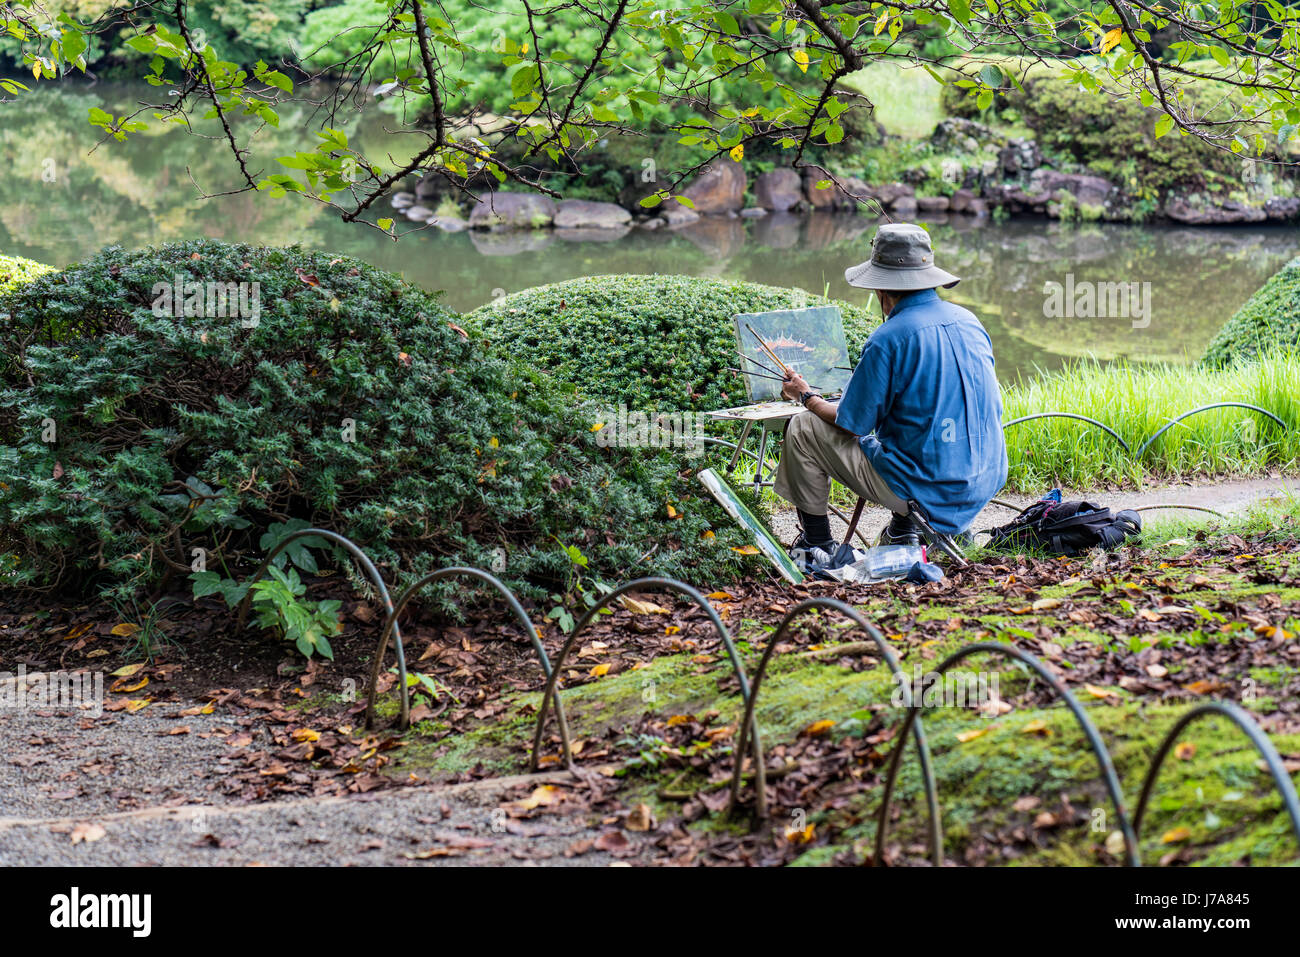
xmin=844 ymin=223 xmax=960 ymax=291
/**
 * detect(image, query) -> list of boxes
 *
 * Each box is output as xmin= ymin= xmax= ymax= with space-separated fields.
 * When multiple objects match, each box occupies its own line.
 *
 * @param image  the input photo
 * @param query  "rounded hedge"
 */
xmin=0 ymin=254 xmax=55 ymax=297
xmin=0 ymin=241 xmax=754 ymax=602
xmin=470 ymin=274 xmax=879 ymax=411
xmin=1202 ymin=257 xmax=1300 ymax=368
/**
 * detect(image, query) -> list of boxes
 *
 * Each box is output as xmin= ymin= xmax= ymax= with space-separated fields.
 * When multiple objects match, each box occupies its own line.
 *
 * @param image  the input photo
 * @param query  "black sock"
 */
xmin=798 ymin=510 xmax=833 ymax=544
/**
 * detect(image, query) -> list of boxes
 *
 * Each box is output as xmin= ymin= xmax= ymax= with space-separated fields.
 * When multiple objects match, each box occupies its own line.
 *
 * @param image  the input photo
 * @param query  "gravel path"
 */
xmin=0 ymin=684 xmax=631 ymax=866
xmin=0 ymin=771 xmax=626 ymax=867
xmin=0 ymin=694 xmax=240 ymax=820
xmin=767 ymin=474 xmax=1300 ymax=547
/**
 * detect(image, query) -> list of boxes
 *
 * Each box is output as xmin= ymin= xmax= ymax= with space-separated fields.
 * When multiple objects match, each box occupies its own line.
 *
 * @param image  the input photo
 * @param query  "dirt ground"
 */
xmin=3 ymin=475 xmax=1300 ymax=867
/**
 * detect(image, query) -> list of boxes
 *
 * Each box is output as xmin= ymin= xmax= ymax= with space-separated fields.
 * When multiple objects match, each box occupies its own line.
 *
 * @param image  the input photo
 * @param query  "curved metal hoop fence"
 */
xmin=1133 ymin=403 xmax=1288 ymax=460
xmin=724 ymin=598 xmax=941 ymax=863
xmin=986 ymin=499 xmax=1228 ymax=521
xmin=1132 ymin=701 xmax=1300 ymax=861
xmin=1003 ymin=403 xmax=1289 ymax=464
xmin=231 ymin=528 xmax=412 ymax=728
xmin=208 ymin=521 xmax=1300 ymax=867
xmin=1003 ymin=412 xmax=1132 ymax=453
xmin=528 ymin=577 xmax=764 ymax=780
xmin=370 ymin=566 xmax=571 ymax=739
xmin=874 ymin=642 xmax=1141 ymax=867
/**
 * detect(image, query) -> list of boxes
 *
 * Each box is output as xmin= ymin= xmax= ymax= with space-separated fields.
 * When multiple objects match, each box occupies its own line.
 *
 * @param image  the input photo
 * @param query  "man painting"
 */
xmin=774 ymin=223 xmax=1007 ymax=566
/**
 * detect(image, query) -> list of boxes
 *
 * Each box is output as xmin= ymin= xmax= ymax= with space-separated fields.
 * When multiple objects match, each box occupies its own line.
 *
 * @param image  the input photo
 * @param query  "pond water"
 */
xmin=2 ymin=84 xmax=1295 ymax=382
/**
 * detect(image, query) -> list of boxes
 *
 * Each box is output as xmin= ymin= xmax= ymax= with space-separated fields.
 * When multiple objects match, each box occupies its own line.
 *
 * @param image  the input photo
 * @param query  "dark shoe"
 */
xmin=789 ymin=532 xmax=836 ymax=573
xmin=878 ymin=513 xmax=921 ymax=547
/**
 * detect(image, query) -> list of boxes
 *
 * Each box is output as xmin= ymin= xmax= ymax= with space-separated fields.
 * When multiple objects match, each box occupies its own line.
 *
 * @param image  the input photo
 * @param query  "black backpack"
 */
xmin=987 ymin=498 xmax=1141 ymax=555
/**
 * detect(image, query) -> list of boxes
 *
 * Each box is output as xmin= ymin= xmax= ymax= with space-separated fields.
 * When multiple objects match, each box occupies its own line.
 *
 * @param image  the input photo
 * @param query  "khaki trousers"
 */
xmin=773 ymin=411 xmax=909 ymax=517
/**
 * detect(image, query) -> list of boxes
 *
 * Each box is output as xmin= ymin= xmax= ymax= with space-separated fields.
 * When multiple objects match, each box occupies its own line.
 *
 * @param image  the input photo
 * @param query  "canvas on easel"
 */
xmin=698 ymin=468 xmax=804 ymax=583
xmin=733 ymin=305 xmax=853 ymax=402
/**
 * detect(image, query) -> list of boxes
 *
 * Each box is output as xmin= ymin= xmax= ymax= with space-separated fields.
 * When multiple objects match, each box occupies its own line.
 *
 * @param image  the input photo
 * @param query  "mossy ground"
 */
xmin=371 ymin=506 xmax=1300 ymax=866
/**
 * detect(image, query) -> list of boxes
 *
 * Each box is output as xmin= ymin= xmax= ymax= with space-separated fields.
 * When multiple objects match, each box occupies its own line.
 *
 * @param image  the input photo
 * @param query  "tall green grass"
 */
xmin=723 ymin=353 xmax=1300 ymax=518
xmin=1003 ymin=353 xmax=1300 ymax=491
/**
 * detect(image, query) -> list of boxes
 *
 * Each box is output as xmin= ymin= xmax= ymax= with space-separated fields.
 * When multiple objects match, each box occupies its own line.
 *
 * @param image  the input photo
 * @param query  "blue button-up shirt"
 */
xmin=834 ymin=288 xmax=1007 ymax=534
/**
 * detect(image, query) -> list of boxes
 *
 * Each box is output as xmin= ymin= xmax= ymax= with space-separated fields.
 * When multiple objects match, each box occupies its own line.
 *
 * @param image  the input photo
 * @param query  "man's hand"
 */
xmin=781 ymin=371 xmax=810 ymax=402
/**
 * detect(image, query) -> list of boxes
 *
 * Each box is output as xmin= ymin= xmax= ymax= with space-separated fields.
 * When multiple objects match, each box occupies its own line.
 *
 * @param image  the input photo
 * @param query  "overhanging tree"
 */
xmin=1 ymin=0 xmax=1297 ymax=231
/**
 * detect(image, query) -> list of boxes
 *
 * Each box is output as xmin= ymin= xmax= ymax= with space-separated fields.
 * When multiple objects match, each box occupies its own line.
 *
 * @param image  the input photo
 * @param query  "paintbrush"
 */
xmin=727 ymin=367 xmax=824 ymax=391
xmin=745 ymin=323 xmax=792 ymax=376
xmin=736 ymin=350 xmax=781 ymax=377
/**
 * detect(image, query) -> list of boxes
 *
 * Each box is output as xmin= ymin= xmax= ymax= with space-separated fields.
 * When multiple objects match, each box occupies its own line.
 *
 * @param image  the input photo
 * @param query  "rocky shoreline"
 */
xmin=393 ymin=117 xmax=1300 ymax=234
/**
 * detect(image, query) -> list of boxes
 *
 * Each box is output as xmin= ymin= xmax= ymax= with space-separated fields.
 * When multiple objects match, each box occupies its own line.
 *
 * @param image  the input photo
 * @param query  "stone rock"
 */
xmin=404 ymin=205 xmax=436 ymax=222
xmin=681 ymin=158 xmax=747 ymax=214
xmin=966 ymin=198 xmax=989 ymax=217
xmin=740 ymin=207 xmax=768 ymax=218
xmin=636 ymin=216 xmax=664 ymax=230
xmin=803 ymin=171 xmax=838 ymax=210
xmin=1164 ymin=196 xmax=1267 ymax=224
xmin=891 ymin=196 xmax=919 ymax=218
xmin=833 ymin=176 xmax=874 ymax=211
xmin=1264 ymin=197 xmax=1300 ymax=221
xmin=1029 ymin=169 xmax=1115 ymax=212
xmin=999 ymin=138 xmax=1042 ymax=175
xmin=917 ymin=195 xmax=951 ymax=213
xmin=391 ymin=191 xmax=416 ymax=210
xmin=468 ymin=192 xmax=557 ymax=230
xmin=660 ymin=205 xmax=702 ymax=227
xmin=871 ymin=182 xmax=915 ymax=207
xmin=949 ymin=188 xmax=977 ymax=214
xmin=553 ymin=199 xmax=632 ymax=229
xmin=930 ymin=117 xmax=1003 ymax=153
xmin=754 ymin=168 xmax=803 ymax=211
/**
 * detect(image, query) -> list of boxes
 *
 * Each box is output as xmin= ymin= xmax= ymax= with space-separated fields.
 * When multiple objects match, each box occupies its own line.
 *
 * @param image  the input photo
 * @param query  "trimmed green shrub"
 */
xmin=1202 ymin=258 xmax=1300 ymax=368
xmin=0 ymin=241 xmax=754 ymax=603
xmin=471 ymin=274 xmax=879 ymax=411
xmin=0 ymin=254 xmax=55 ymax=297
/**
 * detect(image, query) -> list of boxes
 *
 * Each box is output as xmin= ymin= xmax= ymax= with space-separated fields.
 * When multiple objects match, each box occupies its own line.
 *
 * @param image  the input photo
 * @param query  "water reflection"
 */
xmin=1 ymin=85 xmax=1295 ymax=381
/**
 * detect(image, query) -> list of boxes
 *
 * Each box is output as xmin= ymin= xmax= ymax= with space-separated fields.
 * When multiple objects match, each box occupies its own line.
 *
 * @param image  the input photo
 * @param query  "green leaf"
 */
xmin=190 ymin=570 xmax=226 ymax=599
xmin=950 ymin=0 xmax=972 ymax=24
xmin=979 ymin=65 xmax=1003 ymax=88
xmin=1154 ymin=114 xmax=1175 ymax=138
xmin=62 ymin=30 xmax=87 ymax=63
xmin=124 ymin=34 xmax=157 ymax=55
xmin=511 ymin=64 xmax=539 ymax=99
xmin=378 ymin=217 xmax=394 ymax=231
